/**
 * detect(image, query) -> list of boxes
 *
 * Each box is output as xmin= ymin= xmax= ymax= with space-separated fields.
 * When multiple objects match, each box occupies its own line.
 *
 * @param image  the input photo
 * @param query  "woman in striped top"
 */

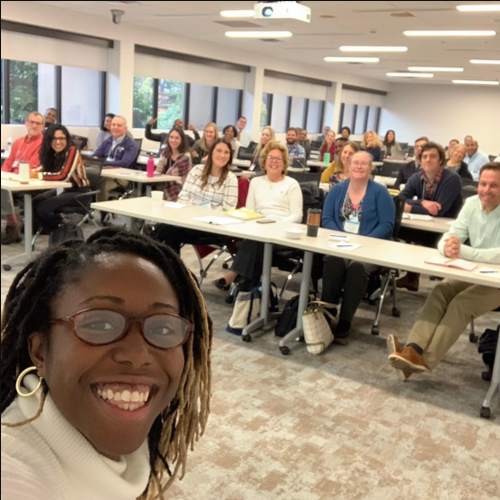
xmin=151 ymin=139 xmax=238 ymax=254
xmin=32 ymin=125 xmax=90 ymax=234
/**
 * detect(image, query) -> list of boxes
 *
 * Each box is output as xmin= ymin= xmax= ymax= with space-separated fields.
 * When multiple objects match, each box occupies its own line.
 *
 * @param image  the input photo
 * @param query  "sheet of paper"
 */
xmin=193 ymin=216 xmax=244 ymax=225
xmin=330 ymin=243 xmax=361 ymax=251
xmin=403 ymin=213 xmax=433 ymax=221
xmin=163 ymin=202 xmax=187 ymax=209
xmin=329 ymin=234 xmax=350 ymax=241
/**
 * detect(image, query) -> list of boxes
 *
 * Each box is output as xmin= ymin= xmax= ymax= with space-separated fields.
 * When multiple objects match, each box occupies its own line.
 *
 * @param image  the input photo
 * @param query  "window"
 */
xmin=367 ymin=106 xmax=381 ymax=133
xmin=217 ymin=87 xmax=241 ymax=130
xmin=2 ymin=58 xmax=105 ymax=126
xmin=158 ymin=79 xmax=186 ymax=130
xmin=260 ymin=92 xmax=271 ymax=128
xmin=189 ymin=84 xmax=214 ymax=130
xmin=339 ymin=103 xmax=356 ymax=132
xmin=354 ymin=105 xmax=368 ymax=135
xmin=290 ymin=97 xmax=306 ymax=129
xmin=270 ymin=94 xmax=289 ymax=133
xmin=133 ymin=76 xmax=154 ymax=129
xmin=8 ymin=60 xmax=39 ymax=124
xmin=61 ymin=66 xmax=101 ymax=126
xmin=306 ymin=99 xmax=323 ymax=134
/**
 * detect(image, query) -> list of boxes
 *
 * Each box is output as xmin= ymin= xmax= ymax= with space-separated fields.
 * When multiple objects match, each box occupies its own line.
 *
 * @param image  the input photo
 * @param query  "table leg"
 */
xmin=145 ymin=185 xmax=152 ymax=197
xmin=278 ymin=250 xmax=314 ymax=353
xmin=2 ymin=193 xmax=40 ymax=270
xmin=242 ymin=243 xmax=279 ymax=338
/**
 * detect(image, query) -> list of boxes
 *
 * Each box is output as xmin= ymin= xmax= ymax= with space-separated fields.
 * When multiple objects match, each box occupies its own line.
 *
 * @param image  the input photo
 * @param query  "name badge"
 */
xmin=344 ymin=216 xmax=360 ymax=234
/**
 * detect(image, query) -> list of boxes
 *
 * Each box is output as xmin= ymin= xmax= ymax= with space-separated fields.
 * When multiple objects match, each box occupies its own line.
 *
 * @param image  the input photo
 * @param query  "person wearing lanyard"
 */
xmin=1 ymin=112 xmax=45 ymax=244
xmin=321 ymin=151 xmax=395 ymax=343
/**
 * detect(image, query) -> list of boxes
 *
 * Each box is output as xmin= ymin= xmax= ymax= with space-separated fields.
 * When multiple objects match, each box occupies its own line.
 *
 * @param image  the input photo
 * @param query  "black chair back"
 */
xmin=407 ymin=146 xmax=414 ymax=158
xmin=300 ymin=181 xmax=325 ymax=224
xmin=287 ymin=170 xmax=322 ymax=185
xmin=83 ymin=158 xmax=105 ymax=191
xmin=393 ymin=195 xmax=405 ymax=240
xmin=399 ymin=142 xmax=408 ymax=151
xmin=71 ymin=135 xmax=88 ymax=151
xmin=310 ymin=140 xmax=322 ymax=151
xmin=238 ymin=146 xmax=255 ymax=161
xmin=248 ymin=141 xmax=258 ymax=150
xmin=376 ymin=161 xmax=402 ymax=177
xmin=292 ymin=157 xmax=307 ymax=170
xmin=462 ymin=179 xmax=478 ymax=200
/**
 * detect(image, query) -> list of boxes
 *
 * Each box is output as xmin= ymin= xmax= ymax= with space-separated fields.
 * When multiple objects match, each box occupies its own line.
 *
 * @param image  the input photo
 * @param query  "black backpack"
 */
xmin=275 ymin=292 xmax=316 ymax=338
xmin=49 ymin=222 xmax=84 ymax=246
xmin=478 ymin=326 xmax=499 ymax=378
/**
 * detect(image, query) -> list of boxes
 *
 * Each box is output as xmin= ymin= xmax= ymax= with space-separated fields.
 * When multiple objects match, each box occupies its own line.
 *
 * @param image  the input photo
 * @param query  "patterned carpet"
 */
xmin=1 ymin=221 xmax=499 ymax=499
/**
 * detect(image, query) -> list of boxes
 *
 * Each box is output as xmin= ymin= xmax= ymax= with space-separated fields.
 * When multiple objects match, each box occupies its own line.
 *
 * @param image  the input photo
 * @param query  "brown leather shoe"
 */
xmin=1 ymin=222 xmax=22 ymax=245
xmin=396 ymin=272 xmax=420 ymax=292
xmin=389 ymin=346 xmax=427 ymax=373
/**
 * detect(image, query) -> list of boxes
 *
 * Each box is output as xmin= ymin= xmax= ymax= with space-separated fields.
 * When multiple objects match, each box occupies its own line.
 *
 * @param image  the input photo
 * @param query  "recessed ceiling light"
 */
xmin=325 ymin=57 xmax=379 ymax=63
xmin=387 ymin=72 xmax=434 ymax=78
xmin=457 ymin=4 xmax=500 ymax=12
xmin=225 ymin=31 xmax=293 ymax=38
xmin=404 ymin=30 xmax=496 ymax=36
xmin=452 ymin=79 xmax=499 ymax=85
xmin=340 ymin=46 xmax=408 ymax=52
xmin=470 ymin=59 xmax=500 ymax=65
xmin=408 ymin=66 xmax=464 ymax=72
xmin=220 ymin=10 xmax=255 ymax=18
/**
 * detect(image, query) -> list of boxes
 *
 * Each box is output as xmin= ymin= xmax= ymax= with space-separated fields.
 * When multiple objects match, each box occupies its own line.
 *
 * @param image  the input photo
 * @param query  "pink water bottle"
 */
xmin=146 ymin=156 xmax=155 ymax=178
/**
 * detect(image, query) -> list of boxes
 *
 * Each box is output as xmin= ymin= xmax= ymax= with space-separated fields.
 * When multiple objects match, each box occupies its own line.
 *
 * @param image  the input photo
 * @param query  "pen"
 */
xmin=336 ymin=244 xmax=354 ymax=248
xmin=199 ymin=201 xmax=210 ymax=206
xmin=479 ymin=270 xmax=499 ymax=274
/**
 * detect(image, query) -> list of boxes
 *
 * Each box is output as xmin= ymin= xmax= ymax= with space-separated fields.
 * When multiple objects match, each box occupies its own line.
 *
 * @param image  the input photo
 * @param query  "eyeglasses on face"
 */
xmin=350 ymin=161 xmax=370 ymax=167
xmin=52 ymin=308 xmax=193 ymax=349
xmin=266 ymin=156 xmax=283 ymax=163
xmin=27 ymin=120 xmax=44 ymax=126
xmin=52 ymin=137 xmax=67 ymax=142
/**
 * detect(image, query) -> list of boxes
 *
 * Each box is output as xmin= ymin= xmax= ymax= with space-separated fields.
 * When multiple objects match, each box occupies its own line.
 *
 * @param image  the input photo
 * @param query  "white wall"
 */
xmin=379 ymin=83 xmax=499 ymax=156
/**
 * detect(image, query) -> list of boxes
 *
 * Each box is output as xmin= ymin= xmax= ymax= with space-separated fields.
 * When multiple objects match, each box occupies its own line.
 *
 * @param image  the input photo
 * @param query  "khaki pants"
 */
xmin=406 ymin=279 xmax=500 ymax=370
xmin=97 ymin=178 xmax=131 ymax=202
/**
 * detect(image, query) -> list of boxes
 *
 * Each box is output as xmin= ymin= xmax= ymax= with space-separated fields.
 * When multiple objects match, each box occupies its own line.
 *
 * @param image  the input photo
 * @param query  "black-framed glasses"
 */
xmin=52 ymin=308 xmax=193 ymax=349
xmin=52 ymin=137 xmax=67 ymax=143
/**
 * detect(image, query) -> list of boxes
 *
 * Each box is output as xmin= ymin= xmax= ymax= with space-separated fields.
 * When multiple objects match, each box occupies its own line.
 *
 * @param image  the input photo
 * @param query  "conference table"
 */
xmin=91 ymin=197 xmax=500 ymax=416
xmin=100 ymin=167 xmax=181 ymax=196
xmin=1 ymin=176 xmax=72 ymax=270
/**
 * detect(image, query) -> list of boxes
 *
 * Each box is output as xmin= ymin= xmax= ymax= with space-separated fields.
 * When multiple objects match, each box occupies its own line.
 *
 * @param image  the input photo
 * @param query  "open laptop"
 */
xmin=389 ymin=148 xmax=405 ymax=161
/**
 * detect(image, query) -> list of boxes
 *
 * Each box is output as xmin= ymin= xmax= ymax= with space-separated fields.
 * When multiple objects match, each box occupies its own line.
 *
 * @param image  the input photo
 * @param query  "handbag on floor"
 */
xmin=49 ymin=222 xmax=84 ymax=246
xmin=226 ymin=285 xmax=261 ymax=336
xmin=275 ymin=292 xmax=316 ymax=338
xmin=302 ymin=301 xmax=338 ymax=355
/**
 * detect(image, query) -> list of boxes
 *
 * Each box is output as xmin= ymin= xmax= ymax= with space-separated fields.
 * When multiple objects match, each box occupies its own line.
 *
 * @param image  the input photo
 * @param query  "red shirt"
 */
xmin=320 ymin=143 xmax=336 ymax=162
xmin=2 ymin=134 xmax=43 ymax=174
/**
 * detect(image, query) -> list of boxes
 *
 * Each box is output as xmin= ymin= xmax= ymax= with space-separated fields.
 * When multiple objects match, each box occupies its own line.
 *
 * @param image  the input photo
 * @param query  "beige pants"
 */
xmin=97 ymin=178 xmax=131 ymax=202
xmin=406 ymin=279 xmax=500 ymax=370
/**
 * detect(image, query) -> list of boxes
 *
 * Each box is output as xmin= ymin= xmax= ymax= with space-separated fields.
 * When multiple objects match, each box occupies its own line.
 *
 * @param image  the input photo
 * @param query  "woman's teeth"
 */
xmin=96 ymin=384 xmax=151 ymax=411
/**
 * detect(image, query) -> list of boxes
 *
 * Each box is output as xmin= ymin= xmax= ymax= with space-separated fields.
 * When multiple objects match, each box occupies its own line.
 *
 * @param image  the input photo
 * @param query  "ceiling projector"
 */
xmin=254 ymin=2 xmax=311 ymax=23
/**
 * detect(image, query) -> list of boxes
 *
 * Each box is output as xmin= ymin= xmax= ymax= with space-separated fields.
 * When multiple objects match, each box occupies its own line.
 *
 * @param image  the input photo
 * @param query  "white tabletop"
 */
xmin=232 ymin=159 xmax=251 ymax=168
xmin=100 ymin=167 xmax=181 ymax=184
xmin=307 ymin=160 xmax=327 ymax=168
xmin=1 ymin=178 xmax=72 ymax=192
xmin=91 ymin=197 xmax=499 ymax=288
xmin=401 ymin=216 xmax=455 ymax=234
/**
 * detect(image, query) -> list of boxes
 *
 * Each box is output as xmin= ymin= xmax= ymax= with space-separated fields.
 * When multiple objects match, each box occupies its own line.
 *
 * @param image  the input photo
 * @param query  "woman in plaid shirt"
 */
xmin=150 ymin=139 xmax=238 ymax=254
xmin=155 ymin=128 xmax=193 ymax=202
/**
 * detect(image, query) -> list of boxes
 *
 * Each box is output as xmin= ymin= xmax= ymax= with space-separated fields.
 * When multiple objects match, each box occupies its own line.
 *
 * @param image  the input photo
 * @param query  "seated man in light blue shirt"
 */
xmin=387 ymin=162 xmax=500 ymax=379
xmin=285 ymin=127 xmax=306 ymax=165
xmin=465 ymin=138 xmax=490 ymax=180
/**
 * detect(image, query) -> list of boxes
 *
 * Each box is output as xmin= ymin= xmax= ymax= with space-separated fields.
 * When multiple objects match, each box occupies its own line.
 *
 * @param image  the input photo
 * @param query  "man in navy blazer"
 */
xmin=94 ymin=115 xmax=139 ymax=202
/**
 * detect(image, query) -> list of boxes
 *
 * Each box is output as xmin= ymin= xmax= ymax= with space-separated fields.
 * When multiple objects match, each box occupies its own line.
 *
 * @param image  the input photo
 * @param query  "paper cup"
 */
xmin=151 ymin=190 xmax=164 ymax=204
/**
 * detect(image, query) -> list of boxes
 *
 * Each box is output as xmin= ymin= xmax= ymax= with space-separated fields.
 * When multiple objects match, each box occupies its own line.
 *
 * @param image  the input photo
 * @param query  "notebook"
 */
xmin=425 ymin=256 xmax=477 ymax=272
xmin=225 ymin=208 xmax=265 ymax=220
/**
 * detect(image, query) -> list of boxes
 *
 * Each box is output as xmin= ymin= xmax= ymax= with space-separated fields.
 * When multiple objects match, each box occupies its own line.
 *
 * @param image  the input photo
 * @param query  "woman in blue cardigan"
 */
xmin=321 ymin=151 xmax=395 ymax=341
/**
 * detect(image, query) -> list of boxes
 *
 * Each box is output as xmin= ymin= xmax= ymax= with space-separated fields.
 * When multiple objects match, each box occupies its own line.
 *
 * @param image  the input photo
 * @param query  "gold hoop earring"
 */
xmin=16 ymin=366 xmax=44 ymax=398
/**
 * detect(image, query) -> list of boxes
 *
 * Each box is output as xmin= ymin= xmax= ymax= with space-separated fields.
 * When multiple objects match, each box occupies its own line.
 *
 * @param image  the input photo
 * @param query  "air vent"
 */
xmin=215 ymin=21 xmax=263 ymax=28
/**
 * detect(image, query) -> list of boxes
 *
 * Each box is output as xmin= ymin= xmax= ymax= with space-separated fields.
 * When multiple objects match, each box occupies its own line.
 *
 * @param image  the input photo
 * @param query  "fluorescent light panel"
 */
xmin=225 ymin=31 xmax=293 ymax=38
xmin=340 ymin=46 xmax=408 ymax=52
xmin=404 ymin=30 xmax=496 ymax=36
xmin=470 ymin=59 xmax=500 ymax=65
xmin=387 ymin=72 xmax=434 ymax=78
xmin=220 ymin=10 xmax=255 ymax=18
xmin=452 ymin=79 xmax=499 ymax=85
xmin=457 ymin=4 xmax=500 ymax=12
xmin=408 ymin=66 xmax=464 ymax=72
xmin=325 ymin=56 xmax=379 ymax=63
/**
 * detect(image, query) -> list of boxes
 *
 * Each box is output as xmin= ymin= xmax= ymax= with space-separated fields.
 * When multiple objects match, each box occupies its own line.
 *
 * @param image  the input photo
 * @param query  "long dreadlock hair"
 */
xmin=1 ymin=227 xmax=213 ymax=499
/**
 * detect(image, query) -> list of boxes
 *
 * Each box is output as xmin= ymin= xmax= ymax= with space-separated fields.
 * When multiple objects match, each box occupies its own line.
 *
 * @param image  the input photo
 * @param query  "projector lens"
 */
xmin=262 ymin=7 xmax=274 ymax=17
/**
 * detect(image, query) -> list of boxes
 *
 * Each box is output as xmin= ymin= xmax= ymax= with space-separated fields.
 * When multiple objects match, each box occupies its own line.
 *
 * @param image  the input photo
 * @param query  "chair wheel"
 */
xmin=392 ymin=308 xmax=401 ymax=318
xmin=469 ymin=333 xmax=479 ymax=343
xmin=371 ymin=325 xmax=379 ymax=336
xmin=222 ymin=263 xmax=229 ymax=269
xmin=480 ymin=407 xmax=491 ymax=419
xmin=369 ymin=299 xmax=378 ymax=306
xmin=3 ymin=265 xmax=12 ymax=271
xmin=242 ymin=334 xmax=251 ymax=343
xmin=482 ymin=371 xmax=492 ymax=382
xmin=280 ymin=346 xmax=290 ymax=355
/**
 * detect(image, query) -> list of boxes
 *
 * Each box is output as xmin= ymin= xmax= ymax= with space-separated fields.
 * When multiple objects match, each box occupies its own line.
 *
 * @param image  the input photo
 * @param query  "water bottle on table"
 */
xmin=146 ymin=156 xmax=155 ymax=178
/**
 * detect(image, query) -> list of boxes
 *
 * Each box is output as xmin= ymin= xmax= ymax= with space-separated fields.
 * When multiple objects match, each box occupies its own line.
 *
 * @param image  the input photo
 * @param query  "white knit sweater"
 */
xmin=1 ymin=376 xmax=151 ymax=500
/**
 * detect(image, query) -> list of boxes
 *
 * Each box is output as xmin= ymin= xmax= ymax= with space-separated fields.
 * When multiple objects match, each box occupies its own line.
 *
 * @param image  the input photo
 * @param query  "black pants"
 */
xmin=33 ymin=188 xmax=90 ymax=232
xmin=321 ymin=256 xmax=380 ymax=323
xmin=152 ymin=223 xmax=227 ymax=255
xmin=398 ymin=227 xmax=441 ymax=249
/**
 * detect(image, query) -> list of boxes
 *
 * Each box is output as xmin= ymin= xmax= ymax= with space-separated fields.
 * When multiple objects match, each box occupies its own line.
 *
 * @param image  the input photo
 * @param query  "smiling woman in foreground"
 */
xmin=1 ymin=228 xmax=212 ymax=500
